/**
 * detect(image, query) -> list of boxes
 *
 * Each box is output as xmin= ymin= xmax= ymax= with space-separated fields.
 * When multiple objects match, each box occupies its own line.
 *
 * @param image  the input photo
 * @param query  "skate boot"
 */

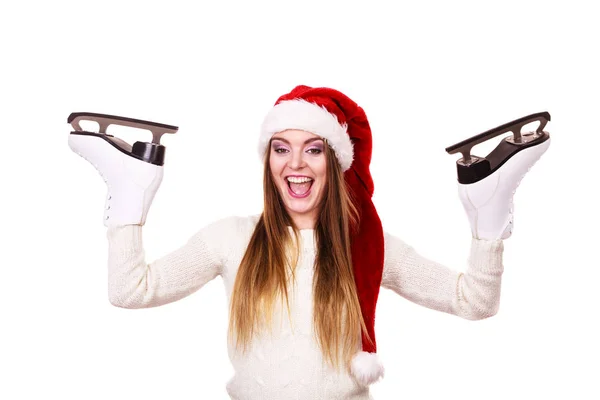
xmin=446 ymin=112 xmax=551 ymax=240
xmin=67 ymin=112 xmax=178 ymax=226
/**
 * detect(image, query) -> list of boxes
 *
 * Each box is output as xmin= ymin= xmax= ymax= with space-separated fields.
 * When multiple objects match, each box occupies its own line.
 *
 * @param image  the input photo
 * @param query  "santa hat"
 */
xmin=258 ymin=85 xmax=385 ymax=386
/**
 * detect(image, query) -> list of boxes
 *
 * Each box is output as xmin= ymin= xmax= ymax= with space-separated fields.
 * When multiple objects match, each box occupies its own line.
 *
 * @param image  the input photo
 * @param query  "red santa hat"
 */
xmin=258 ymin=85 xmax=385 ymax=386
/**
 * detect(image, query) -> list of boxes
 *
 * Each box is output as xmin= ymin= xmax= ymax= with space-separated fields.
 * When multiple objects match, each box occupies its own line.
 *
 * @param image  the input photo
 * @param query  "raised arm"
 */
xmin=107 ymin=219 xmax=226 ymax=309
xmin=381 ymin=232 xmax=504 ymax=320
xmin=67 ymin=113 xmax=227 ymax=309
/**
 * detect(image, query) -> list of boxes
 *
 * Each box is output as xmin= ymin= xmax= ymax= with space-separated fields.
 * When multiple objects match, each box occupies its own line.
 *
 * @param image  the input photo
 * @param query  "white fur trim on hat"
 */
xmin=258 ymin=99 xmax=354 ymax=171
xmin=350 ymin=351 xmax=385 ymax=386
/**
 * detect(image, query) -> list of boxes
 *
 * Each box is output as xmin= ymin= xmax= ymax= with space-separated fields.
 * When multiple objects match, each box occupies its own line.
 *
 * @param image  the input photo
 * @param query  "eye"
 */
xmin=307 ymin=148 xmax=322 ymax=154
xmin=273 ymin=146 xmax=289 ymax=154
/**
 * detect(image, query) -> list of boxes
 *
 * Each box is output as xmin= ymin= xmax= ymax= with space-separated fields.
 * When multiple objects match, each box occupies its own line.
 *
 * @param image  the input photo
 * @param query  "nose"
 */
xmin=288 ymin=149 xmax=307 ymax=170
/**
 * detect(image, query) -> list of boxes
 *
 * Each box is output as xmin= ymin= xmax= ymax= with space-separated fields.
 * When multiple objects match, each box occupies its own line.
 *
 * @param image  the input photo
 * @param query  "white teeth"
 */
xmin=286 ymin=176 xmax=313 ymax=183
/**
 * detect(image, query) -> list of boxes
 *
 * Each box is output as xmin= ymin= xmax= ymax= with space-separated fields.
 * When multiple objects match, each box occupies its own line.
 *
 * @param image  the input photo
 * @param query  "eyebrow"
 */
xmin=271 ymin=137 xmax=324 ymax=145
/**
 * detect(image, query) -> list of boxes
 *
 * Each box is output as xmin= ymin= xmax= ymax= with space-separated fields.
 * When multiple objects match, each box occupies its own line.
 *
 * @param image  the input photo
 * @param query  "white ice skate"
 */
xmin=67 ymin=112 xmax=178 ymax=227
xmin=446 ymin=112 xmax=551 ymax=240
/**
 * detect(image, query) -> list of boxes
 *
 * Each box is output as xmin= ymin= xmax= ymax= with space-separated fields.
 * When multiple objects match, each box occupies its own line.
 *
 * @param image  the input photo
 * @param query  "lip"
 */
xmin=287 ymin=184 xmax=312 ymax=198
xmin=284 ymin=175 xmax=314 ymax=199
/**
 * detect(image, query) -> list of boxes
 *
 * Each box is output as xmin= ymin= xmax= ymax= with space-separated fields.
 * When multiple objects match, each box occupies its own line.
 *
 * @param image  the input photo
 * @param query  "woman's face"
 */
xmin=269 ymin=129 xmax=327 ymax=228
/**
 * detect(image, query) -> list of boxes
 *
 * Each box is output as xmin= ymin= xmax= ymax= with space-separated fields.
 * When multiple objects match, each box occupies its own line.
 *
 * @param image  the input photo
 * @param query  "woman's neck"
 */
xmin=291 ymin=214 xmax=315 ymax=230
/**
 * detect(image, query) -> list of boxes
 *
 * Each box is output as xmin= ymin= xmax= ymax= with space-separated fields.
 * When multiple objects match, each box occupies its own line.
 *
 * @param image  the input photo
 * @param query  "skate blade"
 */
xmin=67 ymin=112 xmax=179 ymax=166
xmin=445 ymin=112 xmax=551 ymax=184
xmin=68 ymin=112 xmax=178 ymax=144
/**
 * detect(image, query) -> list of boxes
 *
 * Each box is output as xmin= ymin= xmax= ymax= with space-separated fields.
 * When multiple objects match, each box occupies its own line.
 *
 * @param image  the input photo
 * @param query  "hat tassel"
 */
xmin=351 ymin=351 xmax=385 ymax=386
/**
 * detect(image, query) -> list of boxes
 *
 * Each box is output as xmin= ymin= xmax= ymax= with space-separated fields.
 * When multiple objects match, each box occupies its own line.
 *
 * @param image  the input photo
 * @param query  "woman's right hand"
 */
xmin=67 ymin=113 xmax=174 ymax=226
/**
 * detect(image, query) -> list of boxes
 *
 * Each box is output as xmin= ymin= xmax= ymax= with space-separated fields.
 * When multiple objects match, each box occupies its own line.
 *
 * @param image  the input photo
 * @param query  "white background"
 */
xmin=2 ymin=1 xmax=599 ymax=399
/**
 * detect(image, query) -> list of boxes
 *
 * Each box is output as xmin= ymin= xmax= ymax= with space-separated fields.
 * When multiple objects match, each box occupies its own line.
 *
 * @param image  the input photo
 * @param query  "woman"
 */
xmin=89 ymin=86 xmax=518 ymax=400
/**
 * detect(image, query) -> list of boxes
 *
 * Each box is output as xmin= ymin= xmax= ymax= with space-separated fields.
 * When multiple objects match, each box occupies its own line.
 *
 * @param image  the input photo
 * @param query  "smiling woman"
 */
xmin=268 ymin=130 xmax=327 ymax=229
xmin=226 ymin=119 xmax=370 ymax=398
xmin=89 ymin=85 xmax=513 ymax=400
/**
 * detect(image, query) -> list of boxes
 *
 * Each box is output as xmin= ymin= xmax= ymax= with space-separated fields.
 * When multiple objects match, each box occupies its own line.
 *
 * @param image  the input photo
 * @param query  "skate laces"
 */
xmin=506 ymin=151 xmax=546 ymax=237
xmin=74 ymin=150 xmax=112 ymax=222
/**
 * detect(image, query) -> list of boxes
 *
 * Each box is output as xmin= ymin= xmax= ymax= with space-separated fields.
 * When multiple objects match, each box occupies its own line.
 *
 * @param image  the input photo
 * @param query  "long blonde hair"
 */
xmin=227 ymin=138 xmax=373 ymax=372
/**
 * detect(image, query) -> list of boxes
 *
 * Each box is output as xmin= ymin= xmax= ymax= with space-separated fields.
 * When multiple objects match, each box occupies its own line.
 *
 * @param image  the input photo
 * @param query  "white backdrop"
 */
xmin=2 ymin=1 xmax=598 ymax=399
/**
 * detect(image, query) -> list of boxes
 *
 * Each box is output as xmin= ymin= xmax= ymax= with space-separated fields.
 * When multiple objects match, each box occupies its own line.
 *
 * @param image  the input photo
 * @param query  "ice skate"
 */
xmin=68 ymin=112 xmax=178 ymax=226
xmin=446 ymin=112 xmax=551 ymax=240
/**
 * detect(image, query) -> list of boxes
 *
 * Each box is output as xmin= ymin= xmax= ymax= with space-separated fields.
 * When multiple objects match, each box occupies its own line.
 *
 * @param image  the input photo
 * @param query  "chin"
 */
xmin=279 ymin=185 xmax=321 ymax=218
xmin=284 ymin=199 xmax=317 ymax=214
xmin=286 ymin=205 xmax=316 ymax=216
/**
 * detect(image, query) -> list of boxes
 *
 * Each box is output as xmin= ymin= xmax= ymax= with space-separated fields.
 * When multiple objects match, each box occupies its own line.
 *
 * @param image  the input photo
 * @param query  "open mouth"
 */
xmin=286 ymin=176 xmax=314 ymax=198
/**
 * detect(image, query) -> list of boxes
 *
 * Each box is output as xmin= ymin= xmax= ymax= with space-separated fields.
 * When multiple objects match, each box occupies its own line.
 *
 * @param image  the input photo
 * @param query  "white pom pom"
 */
xmin=350 ymin=351 xmax=385 ymax=386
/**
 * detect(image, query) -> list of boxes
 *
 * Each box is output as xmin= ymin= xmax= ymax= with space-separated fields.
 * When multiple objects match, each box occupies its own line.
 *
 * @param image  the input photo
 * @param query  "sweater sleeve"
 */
xmin=381 ymin=232 xmax=504 ymax=320
xmin=106 ymin=218 xmax=229 ymax=309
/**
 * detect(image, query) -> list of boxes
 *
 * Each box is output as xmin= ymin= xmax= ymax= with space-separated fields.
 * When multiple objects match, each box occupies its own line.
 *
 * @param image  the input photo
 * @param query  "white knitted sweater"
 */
xmin=107 ymin=214 xmax=504 ymax=400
